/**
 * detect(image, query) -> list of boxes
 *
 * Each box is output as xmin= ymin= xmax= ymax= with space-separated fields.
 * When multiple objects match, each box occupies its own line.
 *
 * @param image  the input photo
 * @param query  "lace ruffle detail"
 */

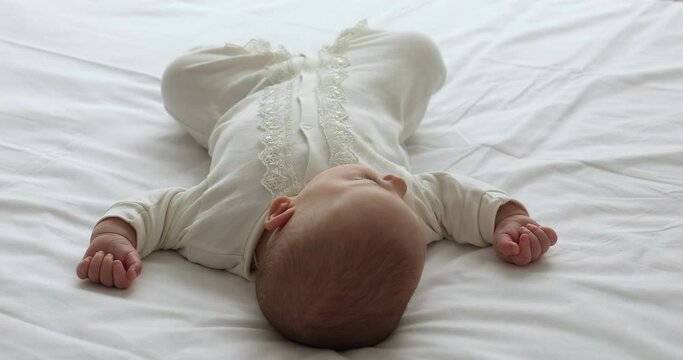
xmin=257 ymin=81 xmax=300 ymax=196
xmin=243 ymin=38 xmax=295 ymax=85
xmin=254 ymin=20 xmax=369 ymax=196
xmin=327 ymin=19 xmax=369 ymax=54
xmin=316 ymin=19 xmax=368 ymax=166
xmin=246 ymin=39 xmax=299 ymax=196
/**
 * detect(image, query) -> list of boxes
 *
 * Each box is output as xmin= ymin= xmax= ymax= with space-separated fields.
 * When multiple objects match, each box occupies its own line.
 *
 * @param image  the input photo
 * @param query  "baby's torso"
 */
xmin=183 ymin=23 xmax=446 ymax=279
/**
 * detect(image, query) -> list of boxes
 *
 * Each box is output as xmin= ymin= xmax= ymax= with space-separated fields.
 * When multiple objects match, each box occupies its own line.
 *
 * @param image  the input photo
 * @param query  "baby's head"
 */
xmin=255 ymin=164 xmax=426 ymax=350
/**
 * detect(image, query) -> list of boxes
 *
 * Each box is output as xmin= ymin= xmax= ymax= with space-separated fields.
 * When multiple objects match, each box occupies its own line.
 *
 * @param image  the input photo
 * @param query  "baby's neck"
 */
xmin=252 ymin=228 xmax=273 ymax=271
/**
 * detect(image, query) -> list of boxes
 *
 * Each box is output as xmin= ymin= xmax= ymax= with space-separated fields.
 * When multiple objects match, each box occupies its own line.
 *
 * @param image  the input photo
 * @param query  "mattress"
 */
xmin=2 ymin=0 xmax=682 ymax=358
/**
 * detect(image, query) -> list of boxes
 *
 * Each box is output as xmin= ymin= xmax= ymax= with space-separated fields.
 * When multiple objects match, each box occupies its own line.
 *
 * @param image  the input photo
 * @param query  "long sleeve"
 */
xmin=99 ymin=181 xmax=206 ymax=258
xmin=408 ymin=172 xmax=526 ymax=247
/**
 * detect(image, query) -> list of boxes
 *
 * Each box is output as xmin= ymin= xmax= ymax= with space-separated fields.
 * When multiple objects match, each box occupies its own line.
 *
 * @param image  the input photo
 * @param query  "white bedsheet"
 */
xmin=2 ymin=0 xmax=682 ymax=358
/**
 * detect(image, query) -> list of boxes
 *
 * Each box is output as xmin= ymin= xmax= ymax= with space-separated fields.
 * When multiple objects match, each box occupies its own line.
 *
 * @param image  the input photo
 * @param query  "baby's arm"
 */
xmin=76 ymin=217 xmax=141 ymax=289
xmin=410 ymin=172 xmax=557 ymax=263
xmin=75 ymin=182 xmax=206 ymax=288
xmin=492 ymin=201 xmax=558 ymax=266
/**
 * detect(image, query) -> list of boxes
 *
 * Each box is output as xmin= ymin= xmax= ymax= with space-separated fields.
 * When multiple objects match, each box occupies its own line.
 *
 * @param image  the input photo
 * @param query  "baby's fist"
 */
xmin=76 ymin=218 xmax=141 ymax=289
xmin=492 ymin=205 xmax=557 ymax=266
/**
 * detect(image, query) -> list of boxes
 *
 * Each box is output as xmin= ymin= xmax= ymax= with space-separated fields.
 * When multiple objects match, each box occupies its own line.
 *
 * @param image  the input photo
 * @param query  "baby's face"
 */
xmin=298 ymin=163 xmax=407 ymax=203
xmin=257 ymin=163 xmax=425 ymax=266
xmin=292 ymin=164 xmax=421 ymax=240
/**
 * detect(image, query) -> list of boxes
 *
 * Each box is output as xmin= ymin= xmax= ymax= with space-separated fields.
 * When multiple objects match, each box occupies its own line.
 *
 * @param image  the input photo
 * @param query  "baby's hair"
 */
xmin=255 ymin=210 xmax=424 ymax=350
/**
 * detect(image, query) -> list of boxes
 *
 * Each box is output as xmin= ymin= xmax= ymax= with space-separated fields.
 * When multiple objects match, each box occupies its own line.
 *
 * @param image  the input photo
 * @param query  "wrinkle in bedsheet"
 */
xmin=0 ymin=314 xmax=148 ymax=360
xmin=2 ymin=0 xmax=683 ymax=358
xmin=0 ymin=37 xmax=160 ymax=81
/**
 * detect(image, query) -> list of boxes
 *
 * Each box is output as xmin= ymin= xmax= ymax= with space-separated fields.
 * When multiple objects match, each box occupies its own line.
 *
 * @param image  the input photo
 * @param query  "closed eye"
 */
xmin=363 ymin=173 xmax=381 ymax=184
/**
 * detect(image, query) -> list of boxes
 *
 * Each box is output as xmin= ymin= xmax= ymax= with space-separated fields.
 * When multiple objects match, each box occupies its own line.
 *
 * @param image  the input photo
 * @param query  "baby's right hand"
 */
xmin=76 ymin=232 xmax=142 ymax=289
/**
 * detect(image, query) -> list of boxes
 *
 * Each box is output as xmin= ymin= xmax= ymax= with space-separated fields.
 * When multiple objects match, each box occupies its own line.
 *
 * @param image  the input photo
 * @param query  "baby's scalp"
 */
xmin=255 ymin=186 xmax=426 ymax=350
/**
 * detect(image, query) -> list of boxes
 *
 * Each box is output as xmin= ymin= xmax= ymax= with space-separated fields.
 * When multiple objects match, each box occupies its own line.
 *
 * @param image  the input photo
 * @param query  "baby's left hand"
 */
xmin=493 ymin=212 xmax=558 ymax=266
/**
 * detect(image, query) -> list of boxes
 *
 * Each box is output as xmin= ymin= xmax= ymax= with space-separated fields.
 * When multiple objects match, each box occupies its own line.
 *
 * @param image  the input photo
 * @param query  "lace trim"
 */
xmin=252 ymin=19 xmax=369 ymax=196
xmin=257 ymin=81 xmax=300 ymax=196
xmin=246 ymin=39 xmax=300 ymax=196
xmin=243 ymin=39 xmax=295 ymax=85
xmin=316 ymin=19 xmax=368 ymax=166
xmin=327 ymin=19 xmax=369 ymax=55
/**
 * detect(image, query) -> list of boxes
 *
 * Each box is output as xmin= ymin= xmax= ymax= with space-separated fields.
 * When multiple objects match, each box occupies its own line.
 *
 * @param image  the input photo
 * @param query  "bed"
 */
xmin=2 ymin=0 xmax=682 ymax=358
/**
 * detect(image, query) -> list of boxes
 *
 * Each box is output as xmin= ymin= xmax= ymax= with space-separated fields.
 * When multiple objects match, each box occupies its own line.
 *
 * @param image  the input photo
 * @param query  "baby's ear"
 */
xmin=265 ymin=196 xmax=295 ymax=231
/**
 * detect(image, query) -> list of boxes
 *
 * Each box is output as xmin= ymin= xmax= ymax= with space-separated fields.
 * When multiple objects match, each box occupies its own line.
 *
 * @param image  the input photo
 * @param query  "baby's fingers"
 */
xmin=542 ymin=226 xmax=558 ymax=246
xmin=124 ymin=251 xmax=143 ymax=279
xmin=88 ymin=251 xmax=105 ymax=283
xmin=521 ymin=226 xmax=542 ymax=260
xmin=494 ymin=234 xmax=520 ymax=257
xmin=113 ymin=260 xmax=133 ymax=289
xmin=527 ymin=224 xmax=551 ymax=255
xmin=100 ymin=254 xmax=114 ymax=287
xmin=76 ymin=257 xmax=92 ymax=279
xmin=512 ymin=234 xmax=532 ymax=266
xmin=499 ymin=241 xmax=520 ymax=257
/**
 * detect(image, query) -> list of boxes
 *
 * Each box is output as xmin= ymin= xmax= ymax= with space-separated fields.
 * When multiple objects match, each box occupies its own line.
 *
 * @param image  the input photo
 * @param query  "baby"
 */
xmin=76 ymin=21 xmax=557 ymax=350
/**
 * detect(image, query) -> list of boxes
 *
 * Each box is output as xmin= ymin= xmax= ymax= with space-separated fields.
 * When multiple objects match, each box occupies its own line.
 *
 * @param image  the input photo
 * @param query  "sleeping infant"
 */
xmin=76 ymin=21 xmax=557 ymax=350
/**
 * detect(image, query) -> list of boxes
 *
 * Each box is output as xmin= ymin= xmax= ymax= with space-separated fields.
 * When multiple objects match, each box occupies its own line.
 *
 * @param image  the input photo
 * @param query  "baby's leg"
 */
xmin=344 ymin=30 xmax=447 ymax=142
xmin=161 ymin=45 xmax=274 ymax=150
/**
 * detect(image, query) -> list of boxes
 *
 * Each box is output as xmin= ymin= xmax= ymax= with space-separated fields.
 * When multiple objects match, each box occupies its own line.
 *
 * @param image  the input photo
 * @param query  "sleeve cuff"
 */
xmin=99 ymin=202 xmax=153 ymax=258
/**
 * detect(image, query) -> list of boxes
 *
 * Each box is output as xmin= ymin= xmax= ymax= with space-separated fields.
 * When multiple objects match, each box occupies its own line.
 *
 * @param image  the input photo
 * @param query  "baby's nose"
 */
xmin=382 ymin=174 xmax=407 ymax=197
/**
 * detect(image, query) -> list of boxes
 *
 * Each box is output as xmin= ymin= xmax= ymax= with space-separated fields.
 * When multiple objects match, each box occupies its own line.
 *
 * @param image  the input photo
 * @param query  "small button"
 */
xmin=302 ymin=124 xmax=313 ymax=130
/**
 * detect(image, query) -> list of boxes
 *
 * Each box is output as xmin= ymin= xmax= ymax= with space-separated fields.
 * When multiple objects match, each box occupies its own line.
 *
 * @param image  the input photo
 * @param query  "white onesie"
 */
xmin=101 ymin=20 xmax=523 ymax=281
